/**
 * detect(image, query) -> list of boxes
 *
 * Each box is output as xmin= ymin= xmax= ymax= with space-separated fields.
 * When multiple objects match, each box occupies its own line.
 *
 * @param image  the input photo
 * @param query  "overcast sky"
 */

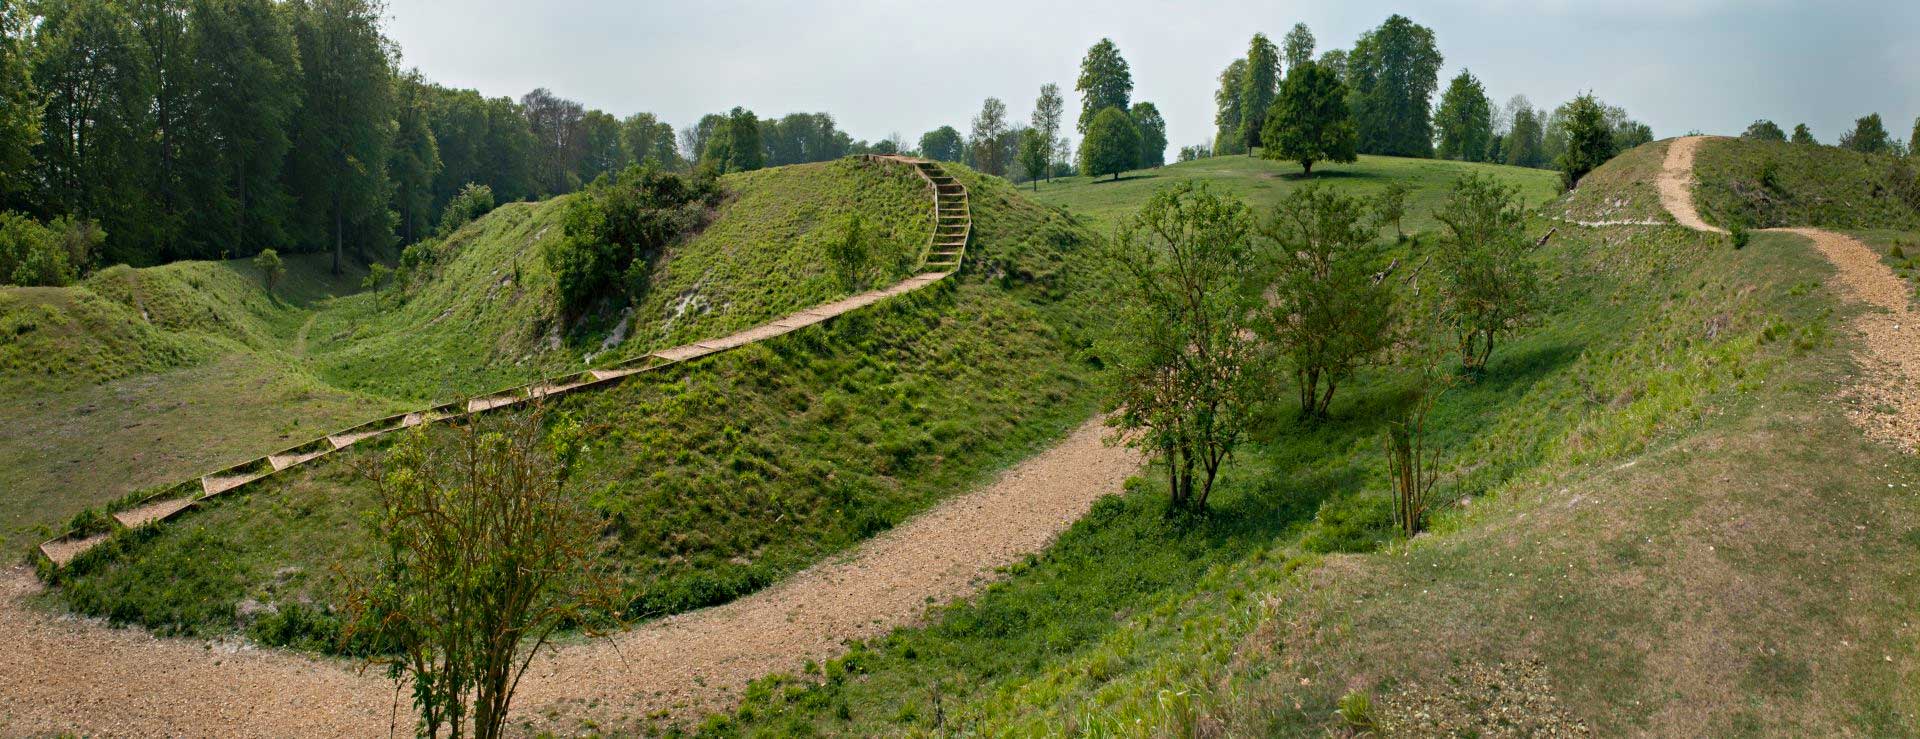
xmin=387 ymin=0 xmax=1920 ymax=154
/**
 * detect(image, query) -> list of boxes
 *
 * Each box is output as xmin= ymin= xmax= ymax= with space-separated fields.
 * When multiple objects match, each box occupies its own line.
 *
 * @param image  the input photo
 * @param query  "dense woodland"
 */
xmin=0 ymin=0 xmax=916 ymax=284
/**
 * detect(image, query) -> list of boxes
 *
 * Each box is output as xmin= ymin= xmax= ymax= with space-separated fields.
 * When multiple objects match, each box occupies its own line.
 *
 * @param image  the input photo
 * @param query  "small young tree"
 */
xmin=1383 ymin=326 xmax=1454 ymax=536
xmin=827 ymin=213 xmax=873 ymax=289
xmin=1370 ymin=180 xmax=1411 ymax=241
xmin=1431 ymin=174 xmax=1540 ymax=372
xmin=1743 ymin=120 xmax=1787 ymax=142
xmin=1016 ymin=128 xmax=1049 ymax=191
xmin=1556 ymin=93 xmax=1614 ymax=188
xmin=1261 ymin=60 xmax=1357 ymax=176
xmin=1100 ymin=182 xmax=1264 ymax=511
xmin=344 ymin=408 xmax=618 ymax=739
xmin=1790 ymin=123 xmax=1817 ymax=145
xmin=253 ymin=247 xmax=285 ymax=294
xmin=1080 ymin=107 xmax=1141 ymax=181
xmin=1259 ymin=185 xmax=1396 ymax=418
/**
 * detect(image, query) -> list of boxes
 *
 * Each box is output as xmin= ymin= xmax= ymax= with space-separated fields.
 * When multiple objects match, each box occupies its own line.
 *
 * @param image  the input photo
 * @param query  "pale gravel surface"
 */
xmin=1658 ymin=136 xmax=1729 ymax=234
xmin=1660 ymin=136 xmax=1917 ymax=452
xmin=0 ymin=417 xmax=1141 ymax=736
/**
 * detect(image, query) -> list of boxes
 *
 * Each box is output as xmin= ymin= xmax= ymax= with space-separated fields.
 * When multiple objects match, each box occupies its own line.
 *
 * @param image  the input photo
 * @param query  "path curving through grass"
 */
xmin=1662 ymin=136 xmax=1918 ymax=451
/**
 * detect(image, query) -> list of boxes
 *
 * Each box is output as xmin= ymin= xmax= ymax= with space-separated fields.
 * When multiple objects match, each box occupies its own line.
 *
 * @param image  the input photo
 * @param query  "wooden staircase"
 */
xmin=36 ymin=154 xmax=974 ymax=571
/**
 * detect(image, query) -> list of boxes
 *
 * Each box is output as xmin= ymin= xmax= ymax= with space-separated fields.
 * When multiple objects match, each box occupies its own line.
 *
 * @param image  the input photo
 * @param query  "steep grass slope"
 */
xmin=1 ymin=158 xmax=933 ymax=555
xmin=716 ymin=153 xmax=1920 ymax=735
xmin=1554 ymin=138 xmax=1674 ymax=223
xmin=1694 ymin=136 xmax=1920 ymax=231
xmin=1027 ymin=154 xmax=1562 ymax=234
xmin=47 ymin=164 xmax=1117 ymax=658
xmin=302 ymin=157 xmax=935 ymax=401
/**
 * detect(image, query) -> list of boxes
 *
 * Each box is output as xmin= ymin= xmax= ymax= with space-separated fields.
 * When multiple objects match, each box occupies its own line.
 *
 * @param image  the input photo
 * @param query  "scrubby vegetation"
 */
xmin=1693 ymin=136 xmax=1920 ymax=231
xmin=711 ymin=200 xmax=1872 ymax=737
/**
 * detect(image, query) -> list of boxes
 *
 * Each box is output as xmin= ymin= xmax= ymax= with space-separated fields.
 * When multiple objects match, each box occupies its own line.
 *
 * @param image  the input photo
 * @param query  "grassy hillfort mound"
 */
xmin=42 ymin=161 xmax=1119 ymax=663
xmin=708 ymin=140 xmax=1920 ymax=736
xmin=0 ymin=158 xmax=933 ymax=554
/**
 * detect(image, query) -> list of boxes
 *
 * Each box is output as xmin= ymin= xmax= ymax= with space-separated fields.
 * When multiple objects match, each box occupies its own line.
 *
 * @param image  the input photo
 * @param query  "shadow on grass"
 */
xmin=1280 ymin=168 xmax=1384 ymax=182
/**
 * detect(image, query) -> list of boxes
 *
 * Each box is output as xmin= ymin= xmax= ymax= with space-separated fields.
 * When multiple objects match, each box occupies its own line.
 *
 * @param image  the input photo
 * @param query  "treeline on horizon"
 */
xmin=1198 ymin=16 xmax=1655 ymax=173
xmin=0 ymin=0 xmax=915 ymax=285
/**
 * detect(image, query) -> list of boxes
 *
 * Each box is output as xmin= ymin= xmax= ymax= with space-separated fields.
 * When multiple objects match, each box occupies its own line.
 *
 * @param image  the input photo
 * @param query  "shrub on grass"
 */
xmin=547 ymin=164 xmax=719 ymax=319
xmin=827 ymin=214 xmax=874 ymax=290
xmin=252 ymin=248 xmax=285 ymax=294
xmin=1259 ymin=184 xmax=1396 ymax=418
xmin=1431 ymin=174 xmax=1542 ymax=372
xmin=0 ymin=211 xmax=75 ymax=287
xmin=1730 ymin=222 xmax=1750 ymax=250
xmin=435 ymin=182 xmax=496 ymax=237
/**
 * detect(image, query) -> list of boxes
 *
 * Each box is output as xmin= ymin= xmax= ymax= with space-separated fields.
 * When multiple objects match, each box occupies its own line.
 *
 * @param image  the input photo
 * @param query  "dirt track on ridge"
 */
xmin=0 ymin=417 xmax=1141 ymax=736
xmin=1661 ymin=136 xmax=1918 ymax=452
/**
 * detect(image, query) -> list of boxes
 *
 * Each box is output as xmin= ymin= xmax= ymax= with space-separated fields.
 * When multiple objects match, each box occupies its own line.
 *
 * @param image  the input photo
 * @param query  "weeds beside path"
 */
xmin=0 ymin=417 xmax=1140 ymax=736
xmin=1667 ymin=136 xmax=1917 ymax=451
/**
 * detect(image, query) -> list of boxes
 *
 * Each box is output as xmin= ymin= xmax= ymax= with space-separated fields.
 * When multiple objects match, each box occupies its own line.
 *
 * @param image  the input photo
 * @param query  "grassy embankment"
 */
xmin=0 ymin=158 xmax=929 ymax=555
xmin=709 ymin=144 xmax=1920 ymax=736
xmin=45 ymin=164 xmax=1122 ymax=658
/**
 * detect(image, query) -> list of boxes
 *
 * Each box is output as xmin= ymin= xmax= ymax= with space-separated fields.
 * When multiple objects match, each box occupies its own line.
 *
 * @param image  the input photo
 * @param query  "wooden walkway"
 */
xmin=37 ymin=155 xmax=971 ymax=569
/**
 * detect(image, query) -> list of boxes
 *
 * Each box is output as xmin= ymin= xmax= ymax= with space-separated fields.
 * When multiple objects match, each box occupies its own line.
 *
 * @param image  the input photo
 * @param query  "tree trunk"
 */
xmin=332 ymin=199 xmax=343 ymax=276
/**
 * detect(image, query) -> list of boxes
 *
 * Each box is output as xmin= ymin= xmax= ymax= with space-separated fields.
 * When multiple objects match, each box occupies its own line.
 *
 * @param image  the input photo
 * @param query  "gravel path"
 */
xmin=1660 ymin=136 xmax=1917 ymax=451
xmin=1658 ymin=136 xmax=1728 ymax=234
xmin=0 ymin=417 xmax=1140 ymax=736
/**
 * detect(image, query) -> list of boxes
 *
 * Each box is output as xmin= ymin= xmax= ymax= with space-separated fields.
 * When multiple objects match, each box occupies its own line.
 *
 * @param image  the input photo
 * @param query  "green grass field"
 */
xmin=0 ymin=158 xmax=933 ymax=555
xmin=707 ymin=149 xmax=1920 ymax=736
xmin=1024 ymin=153 xmax=1562 ymax=235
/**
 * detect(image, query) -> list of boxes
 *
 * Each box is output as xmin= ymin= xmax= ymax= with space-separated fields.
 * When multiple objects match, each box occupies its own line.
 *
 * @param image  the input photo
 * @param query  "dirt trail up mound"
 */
xmin=1663 ymin=136 xmax=1916 ymax=451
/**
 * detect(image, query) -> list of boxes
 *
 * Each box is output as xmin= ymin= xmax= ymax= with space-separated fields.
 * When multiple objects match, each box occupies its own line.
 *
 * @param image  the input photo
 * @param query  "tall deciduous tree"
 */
xmin=388 ymin=72 xmax=442 ymax=245
xmin=1130 ymin=102 xmax=1166 ymax=168
xmin=968 ymin=97 xmax=1010 ymax=175
xmin=1213 ymin=58 xmax=1248 ymax=155
xmin=1261 ymin=60 xmax=1356 ymax=176
xmin=1016 ymin=128 xmax=1048 ymax=190
xmin=1434 ymin=69 xmax=1493 ymax=162
xmin=1557 ymin=92 xmax=1614 ymax=187
xmin=1348 ymin=14 xmax=1443 ymax=158
xmin=1239 ymin=33 xmax=1280 ymax=155
xmin=700 ymin=106 xmax=763 ymax=174
xmin=1079 ymin=106 xmax=1139 ymax=181
xmin=1032 ymin=83 xmax=1064 ymax=180
xmin=0 ymin=2 xmax=36 ymax=206
xmin=575 ymin=110 xmax=623 ymax=182
xmin=187 ymin=0 xmax=299 ymax=255
xmin=33 ymin=0 xmax=157 ymax=265
xmin=286 ymin=0 xmax=395 ymax=274
xmin=128 ymin=0 xmax=194 ymax=257
xmin=1100 ymin=182 xmax=1263 ymax=511
xmin=1282 ymin=22 xmax=1315 ymax=70
xmin=619 ymin=112 xmax=677 ymax=170
xmin=918 ymin=126 xmax=962 ymax=162
xmin=480 ymin=95 xmax=536 ymax=202
xmin=1259 ymin=184 xmax=1395 ymax=417
xmin=1075 ymin=38 xmax=1131 ymax=134
xmin=520 ymin=88 xmax=584 ymax=195
xmin=1504 ymin=97 xmax=1546 ymax=168
xmin=1790 ymin=123 xmax=1817 ymax=145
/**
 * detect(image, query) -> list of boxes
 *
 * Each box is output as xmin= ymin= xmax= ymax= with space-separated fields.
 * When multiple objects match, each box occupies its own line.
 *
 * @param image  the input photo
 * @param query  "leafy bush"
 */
xmin=252 ymin=248 xmax=285 ymax=293
xmin=546 ymin=165 xmax=719 ymax=318
xmin=435 ymin=182 xmax=496 ymax=237
xmin=0 ymin=211 xmax=76 ymax=286
xmin=1730 ymin=222 xmax=1750 ymax=250
xmin=826 ymin=214 xmax=874 ymax=290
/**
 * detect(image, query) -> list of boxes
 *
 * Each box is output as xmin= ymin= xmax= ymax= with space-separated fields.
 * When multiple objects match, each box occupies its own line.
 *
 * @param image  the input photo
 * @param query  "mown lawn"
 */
xmin=1024 ymin=153 xmax=1561 ymax=235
